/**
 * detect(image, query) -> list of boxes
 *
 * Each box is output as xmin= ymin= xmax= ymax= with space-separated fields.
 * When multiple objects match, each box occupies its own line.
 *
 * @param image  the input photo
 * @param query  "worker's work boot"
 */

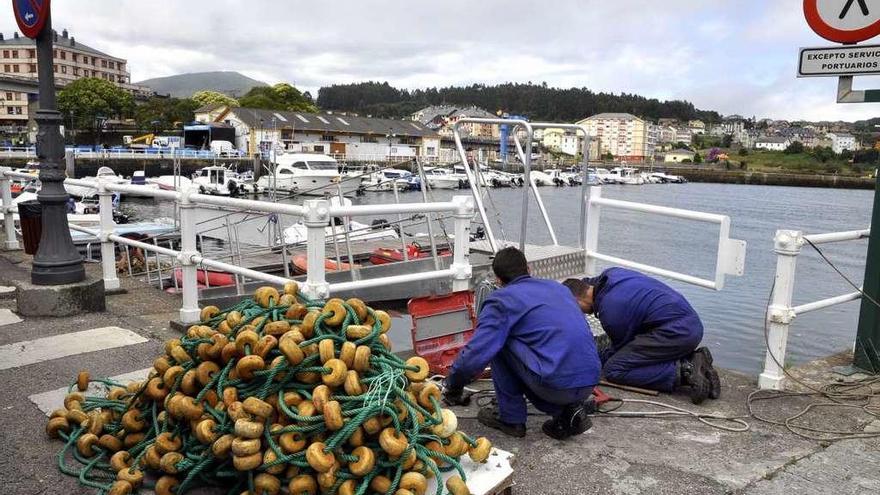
xmin=678 ymin=354 xmax=710 ymax=405
xmin=695 ymin=347 xmax=721 ymax=400
xmin=477 ymin=407 xmax=526 ymax=438
xmin=541 ymin=403 xmax=592 ymax=440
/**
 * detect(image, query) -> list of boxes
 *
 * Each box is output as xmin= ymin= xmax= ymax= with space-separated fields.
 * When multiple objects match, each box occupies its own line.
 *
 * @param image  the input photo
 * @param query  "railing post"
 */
xmin=177 ymin=187 xmax=201 ymax=323
xmin=451 ymin=195 xmax=474 ymax=292
xmin=0 ymin=168 xmax=21 ymax=250
xmin=584 ymin=186 xmax=602 ymax=276
xmin=97 ymin=179 xmax=120 ymax=291
xmin=759 ymin=229 xmax=803 ymax=390
xmin=302 ymin=199 xmax=330 ymax=300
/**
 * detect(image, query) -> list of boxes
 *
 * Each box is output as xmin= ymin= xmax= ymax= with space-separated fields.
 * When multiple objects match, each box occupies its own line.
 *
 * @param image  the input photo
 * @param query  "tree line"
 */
xmin=316 ymin=81 xmax=721 ymax=123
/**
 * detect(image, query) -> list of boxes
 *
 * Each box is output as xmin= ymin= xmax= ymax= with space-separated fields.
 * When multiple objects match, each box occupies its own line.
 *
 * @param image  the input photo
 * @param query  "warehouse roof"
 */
xmin=220 ymin=107 xmax=439 ymax=138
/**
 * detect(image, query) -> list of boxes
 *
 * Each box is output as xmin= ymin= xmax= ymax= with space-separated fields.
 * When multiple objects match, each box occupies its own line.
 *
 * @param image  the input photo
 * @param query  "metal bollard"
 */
xmin=302 ymin=199 xmax=330 ymax=300
xmin=177 ymin=187 xmax=201 ymax=323
xmin=451 ymin=195 xmax=474 ymax=293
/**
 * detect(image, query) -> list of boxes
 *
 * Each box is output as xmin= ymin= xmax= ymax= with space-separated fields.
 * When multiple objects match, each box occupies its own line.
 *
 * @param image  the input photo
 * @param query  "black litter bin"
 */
xmin=18 ymin=200 xmax=42 ymax=255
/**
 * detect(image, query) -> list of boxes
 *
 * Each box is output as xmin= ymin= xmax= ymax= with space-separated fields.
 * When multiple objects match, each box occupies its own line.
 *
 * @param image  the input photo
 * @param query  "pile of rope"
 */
xmin=44 ymin=283 xmax=492 ymax=495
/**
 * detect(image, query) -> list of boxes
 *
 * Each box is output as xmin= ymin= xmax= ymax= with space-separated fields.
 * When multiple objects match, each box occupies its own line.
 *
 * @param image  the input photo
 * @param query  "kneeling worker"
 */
xmin=564 ymin=268 xmax=720 ymax=404
xmin=443 ymin=247 xmax=601 ymax=439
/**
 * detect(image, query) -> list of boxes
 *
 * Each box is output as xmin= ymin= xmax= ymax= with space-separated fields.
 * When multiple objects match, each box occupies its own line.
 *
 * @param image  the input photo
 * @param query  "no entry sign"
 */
xmin=12 ymin=0 xmax=50 ymax=39
xmin=804 ymin=0 xmax=880 ymax=43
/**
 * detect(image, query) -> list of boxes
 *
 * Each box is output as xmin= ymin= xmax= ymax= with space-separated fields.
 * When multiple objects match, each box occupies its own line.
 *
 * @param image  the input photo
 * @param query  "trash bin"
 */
xmin=18 ymin=200 xmax=42 ymax=255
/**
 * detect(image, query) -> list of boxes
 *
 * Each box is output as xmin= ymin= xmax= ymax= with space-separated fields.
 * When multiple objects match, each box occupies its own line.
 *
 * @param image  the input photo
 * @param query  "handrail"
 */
xmin=583 ymin=186 xmax=746 ymax=291
xmin=511 ymin=122 xmax=592 ymax=247
xmin=0 ymin=167 xmax=475 ymax=323
xmin=452 ymin=117 xmax=534 ymax=252
xmin=758 ymin=228 xmax=869 ymax=390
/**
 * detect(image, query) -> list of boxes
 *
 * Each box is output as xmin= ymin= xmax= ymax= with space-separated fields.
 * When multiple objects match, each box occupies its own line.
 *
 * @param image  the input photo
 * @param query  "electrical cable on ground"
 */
xmin=748 ymin=237 xmax=880 ymax=441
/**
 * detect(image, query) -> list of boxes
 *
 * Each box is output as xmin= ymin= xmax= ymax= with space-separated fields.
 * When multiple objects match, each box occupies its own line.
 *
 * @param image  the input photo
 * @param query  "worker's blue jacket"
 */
xmin=588 ymin=268 xmax=703 ymax=351
xmin=446 ymin=275 xmax=601 ymax=391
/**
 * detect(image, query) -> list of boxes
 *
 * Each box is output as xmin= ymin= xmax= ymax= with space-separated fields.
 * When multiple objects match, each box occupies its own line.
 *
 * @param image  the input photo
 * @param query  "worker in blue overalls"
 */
xmin=564 ymin=268 xmax=720 ymax=404
xmin=443 ymin=247 xmax=602 ymax=440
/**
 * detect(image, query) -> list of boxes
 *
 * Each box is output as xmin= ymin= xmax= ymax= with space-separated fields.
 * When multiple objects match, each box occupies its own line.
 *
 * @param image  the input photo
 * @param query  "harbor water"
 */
xmin=122 ymin=182 xmax=873 ymax=374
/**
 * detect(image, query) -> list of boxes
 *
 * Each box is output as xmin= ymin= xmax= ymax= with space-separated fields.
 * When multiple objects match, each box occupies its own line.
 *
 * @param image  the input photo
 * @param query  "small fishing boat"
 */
xmin=173 ymin=268 xmax=236 ymax=287
xmin=291 ymin=254 xmax=358 ymax=275
xmin=368 ymin=243 xmax=451 ymax=265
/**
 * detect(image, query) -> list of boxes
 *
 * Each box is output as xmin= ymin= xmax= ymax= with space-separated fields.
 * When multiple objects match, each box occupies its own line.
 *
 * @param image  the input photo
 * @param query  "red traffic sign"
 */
xmin=804 ymin=0 xmax=880 ymax=43
xmin=12 ymin=0 xmax=50 ymax=39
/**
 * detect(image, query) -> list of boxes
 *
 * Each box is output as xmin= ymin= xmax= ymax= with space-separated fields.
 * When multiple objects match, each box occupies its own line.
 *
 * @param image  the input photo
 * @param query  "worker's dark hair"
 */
xmin=563 ymin=278 xmax=589 ymax=297
xmin=492 ymin=247 xmax=529 ymax=285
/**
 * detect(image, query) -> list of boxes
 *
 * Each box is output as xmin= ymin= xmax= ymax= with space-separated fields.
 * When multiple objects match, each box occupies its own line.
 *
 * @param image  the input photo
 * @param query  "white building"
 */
xmin=674 ymin=127 xmax=693 ymax=144
xmin=755 ymin=137 xmax=791 ymax=151
xmin=195 ymin=105 xmax=441 ymax=160
xmin=541 ymin=128 xmax=581 ymax=156
xmin=827 ymin=133 xmax=858 ymax=154
xmin=688 ymin=120 xmax=706 ymax=135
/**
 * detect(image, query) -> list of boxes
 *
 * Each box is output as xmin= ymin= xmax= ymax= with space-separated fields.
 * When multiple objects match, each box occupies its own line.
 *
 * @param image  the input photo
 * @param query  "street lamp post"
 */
xmin=31 ymin=10 xmax=84 ymax=284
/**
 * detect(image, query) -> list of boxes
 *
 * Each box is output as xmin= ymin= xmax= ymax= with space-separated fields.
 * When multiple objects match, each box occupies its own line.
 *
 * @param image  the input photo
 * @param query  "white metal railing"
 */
xmin=0 ymin=167 xmax=474 ymax=324
xmin=583 ymin=186 xmax=747 ymax=290
xmin=758 ymin=228 xmax=869 ymax=390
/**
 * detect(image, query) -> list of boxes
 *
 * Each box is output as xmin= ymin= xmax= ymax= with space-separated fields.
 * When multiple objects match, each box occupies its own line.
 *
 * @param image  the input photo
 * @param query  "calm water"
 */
xmin=123 ymin=183 xmax=873 ymax=373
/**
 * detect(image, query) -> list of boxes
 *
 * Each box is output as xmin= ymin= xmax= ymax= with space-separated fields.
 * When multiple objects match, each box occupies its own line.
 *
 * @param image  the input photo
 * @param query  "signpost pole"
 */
xmin=854 ymin=173 xmax=880 ymax=373
xmin=29 ymin=7 xmax=85 ymax=285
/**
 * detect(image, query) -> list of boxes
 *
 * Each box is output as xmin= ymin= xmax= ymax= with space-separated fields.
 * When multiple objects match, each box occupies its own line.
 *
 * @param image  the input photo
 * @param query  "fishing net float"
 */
xmin=45 ymin=282 xmax=492 ymax=495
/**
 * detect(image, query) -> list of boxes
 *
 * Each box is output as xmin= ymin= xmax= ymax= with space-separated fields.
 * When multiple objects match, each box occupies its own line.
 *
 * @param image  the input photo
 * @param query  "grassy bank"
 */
xmin=694 ymin=149 xmax=875 ymax=177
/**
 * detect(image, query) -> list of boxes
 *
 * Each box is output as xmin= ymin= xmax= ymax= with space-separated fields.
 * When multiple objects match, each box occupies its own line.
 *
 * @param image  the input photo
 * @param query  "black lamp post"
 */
xmin=31 ymin=10 xmax=84 ymax=284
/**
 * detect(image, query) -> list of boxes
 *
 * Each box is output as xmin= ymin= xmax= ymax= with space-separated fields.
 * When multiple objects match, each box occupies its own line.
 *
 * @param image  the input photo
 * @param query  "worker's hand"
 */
xmin=442 ymin=384 xmax=469 ymax=406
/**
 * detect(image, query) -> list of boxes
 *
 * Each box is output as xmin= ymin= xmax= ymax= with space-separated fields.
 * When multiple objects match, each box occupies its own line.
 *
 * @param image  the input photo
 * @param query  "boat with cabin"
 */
xmin=257 ymin=153 xmax=360 ymax=196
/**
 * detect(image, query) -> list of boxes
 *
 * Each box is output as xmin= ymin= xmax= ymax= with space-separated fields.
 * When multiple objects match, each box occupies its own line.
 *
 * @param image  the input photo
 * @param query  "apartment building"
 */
xmin=577 ymin=113 xmax=652 ymax=161
xmin=0 ymin=29 xmax=152 ymax=125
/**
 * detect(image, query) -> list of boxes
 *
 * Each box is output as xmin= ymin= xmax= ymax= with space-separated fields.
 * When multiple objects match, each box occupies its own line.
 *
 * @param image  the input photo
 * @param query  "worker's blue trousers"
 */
xmin=492 ymin=349 xmax=594 ymax=425
xmin=601 ymin=322 xmax=702 ymax=392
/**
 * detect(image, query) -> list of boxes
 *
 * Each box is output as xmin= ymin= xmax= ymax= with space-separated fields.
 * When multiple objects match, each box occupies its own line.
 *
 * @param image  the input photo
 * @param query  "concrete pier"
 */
xmin=0 ymin=244 xmax=877 ymax=494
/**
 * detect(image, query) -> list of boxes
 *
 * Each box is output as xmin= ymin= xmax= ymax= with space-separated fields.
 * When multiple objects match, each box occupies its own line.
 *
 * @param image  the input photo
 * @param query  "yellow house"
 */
xmin=663 ymin=148 xmax=695 ymax=163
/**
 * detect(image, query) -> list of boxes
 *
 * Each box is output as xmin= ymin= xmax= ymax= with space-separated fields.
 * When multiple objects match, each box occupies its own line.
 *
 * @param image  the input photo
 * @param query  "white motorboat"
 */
xmin=528 ymin=170 xmax=555 ymax=187
xmin=148 ymin=175 xmax=193 ymax=192
xmin=281 ymin=196 xmax=399 ymax=245
xmin=257 ymin=153 xmax=359 ymax=196
xmin=424 ymin=167 xmax=466 ymax=190
xmin=593 ymin=167 xmax=615 ymax=184
xmin=361 ymin=168 xmax=417 ymax=192
xmin=65 ymin=166 xmax=127 ymax=198
xmin=192 ymin=166 xmax=259 ymax=196
xmin=649 ymin=172 xmax=687 ymax=184
xmin=607 ymin=167 xmax=645 ymax=185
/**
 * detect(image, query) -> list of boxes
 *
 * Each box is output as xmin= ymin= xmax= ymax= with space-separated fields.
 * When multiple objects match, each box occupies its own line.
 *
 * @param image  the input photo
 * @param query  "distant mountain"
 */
xmin=136 ymin=71 xmax=267 ymax=98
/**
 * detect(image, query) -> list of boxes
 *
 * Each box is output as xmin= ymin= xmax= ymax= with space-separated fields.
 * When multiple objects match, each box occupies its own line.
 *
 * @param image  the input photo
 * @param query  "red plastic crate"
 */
xmin=408 ymin=291 xmax=477 ymax=376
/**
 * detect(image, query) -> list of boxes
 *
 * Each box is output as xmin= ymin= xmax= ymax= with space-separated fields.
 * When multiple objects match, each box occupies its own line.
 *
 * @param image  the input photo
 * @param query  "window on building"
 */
xmin=12 ymin=65 xmax=19 ymax=73
xmin=82 ymin=56 xmax=88 ymax=64
xmin=60 ymin=51 xmax=66 ymax=60
xmin=2 ymin=50 xmax=8 ymax=58
xmin=108 ymin=61 xmax=114 ymax=69
xmin=27 ymin=49 xmax=34 ymax=58
xmin=53 ymin=64 xmax=57 ymax=72
xmin=53 ymin=49 xmax=57 ymax=58
xmin=29 ymin=64 xmax=35 ymax=73
xmin=72 ymin=53 xmax=78 ymax=62
xmin=321 ymin=135 xmax=337 ymax=142
xmin=3 ymin=65 xmax=8 ymax=72
xmin=14 ymin=107 xmax=21 ymax=115
xmin=6 ymin=107 xmax=14 ymax=114
xmin=101 ymin=60 xmax=107 ymax=68
xmin=73 ymin=68 xmax=80 ymax=76
xmin=5 ymin=92 xmax=12 ymax=100
xmin=362 ymin=136 xmax=377 ymax=143
xmin=60 ymin=66 xmax=66 ymax=74
xmin=11 ymin=50 xmax=17 ymax=59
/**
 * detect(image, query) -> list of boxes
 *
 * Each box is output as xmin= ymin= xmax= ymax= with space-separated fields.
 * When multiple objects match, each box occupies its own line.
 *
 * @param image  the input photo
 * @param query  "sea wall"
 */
xmin=1 ymin=157 xmax=256 ymax=179
xmin=661 ymin=167 xmax=875 ymax=190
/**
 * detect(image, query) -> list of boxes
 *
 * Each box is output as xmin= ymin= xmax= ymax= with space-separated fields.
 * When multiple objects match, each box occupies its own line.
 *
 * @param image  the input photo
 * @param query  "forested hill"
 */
xmin=316 ymin=82 xmax=721 ymax=123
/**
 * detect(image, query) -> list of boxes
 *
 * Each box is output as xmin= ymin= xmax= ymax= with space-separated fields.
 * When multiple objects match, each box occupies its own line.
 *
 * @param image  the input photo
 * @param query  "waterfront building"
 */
xmin=541 ymin=128 xmax=580 ymax=156
xmin=0 ymin=29 xmax=153 ymax=126
xmin=663 ymin=148 xmax=696 ymax=163
xmin=721 ymin=115 xmax=746 ymax=136
xmin=755 ymin=136 xmax=791 ymax=151
xmin=577 ymin=113 xmax=652 ymax=161
xmin=411 ymin=105 xmax=498 ymax=139
xmin=196 ymin=105 xmax=441 ymax=160
xmin=658 ymin=125 xmax=677 ymax=144
xmin=673 ymin=127 xmax=693 ymax=145
xmin=827 ymin=133 xmax=858 ymax=154
xmin=688 ymin=120 xmax=706 ymax=135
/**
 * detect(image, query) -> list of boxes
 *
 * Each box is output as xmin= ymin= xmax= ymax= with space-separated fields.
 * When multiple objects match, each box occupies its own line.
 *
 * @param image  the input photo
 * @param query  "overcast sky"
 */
xmin=3 ymin=0 xmax=880 ymax=121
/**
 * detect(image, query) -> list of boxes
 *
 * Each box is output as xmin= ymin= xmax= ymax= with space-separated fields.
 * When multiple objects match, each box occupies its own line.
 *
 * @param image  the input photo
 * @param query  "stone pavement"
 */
xmin=0 ymin=248 xmax=878 ymax=494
